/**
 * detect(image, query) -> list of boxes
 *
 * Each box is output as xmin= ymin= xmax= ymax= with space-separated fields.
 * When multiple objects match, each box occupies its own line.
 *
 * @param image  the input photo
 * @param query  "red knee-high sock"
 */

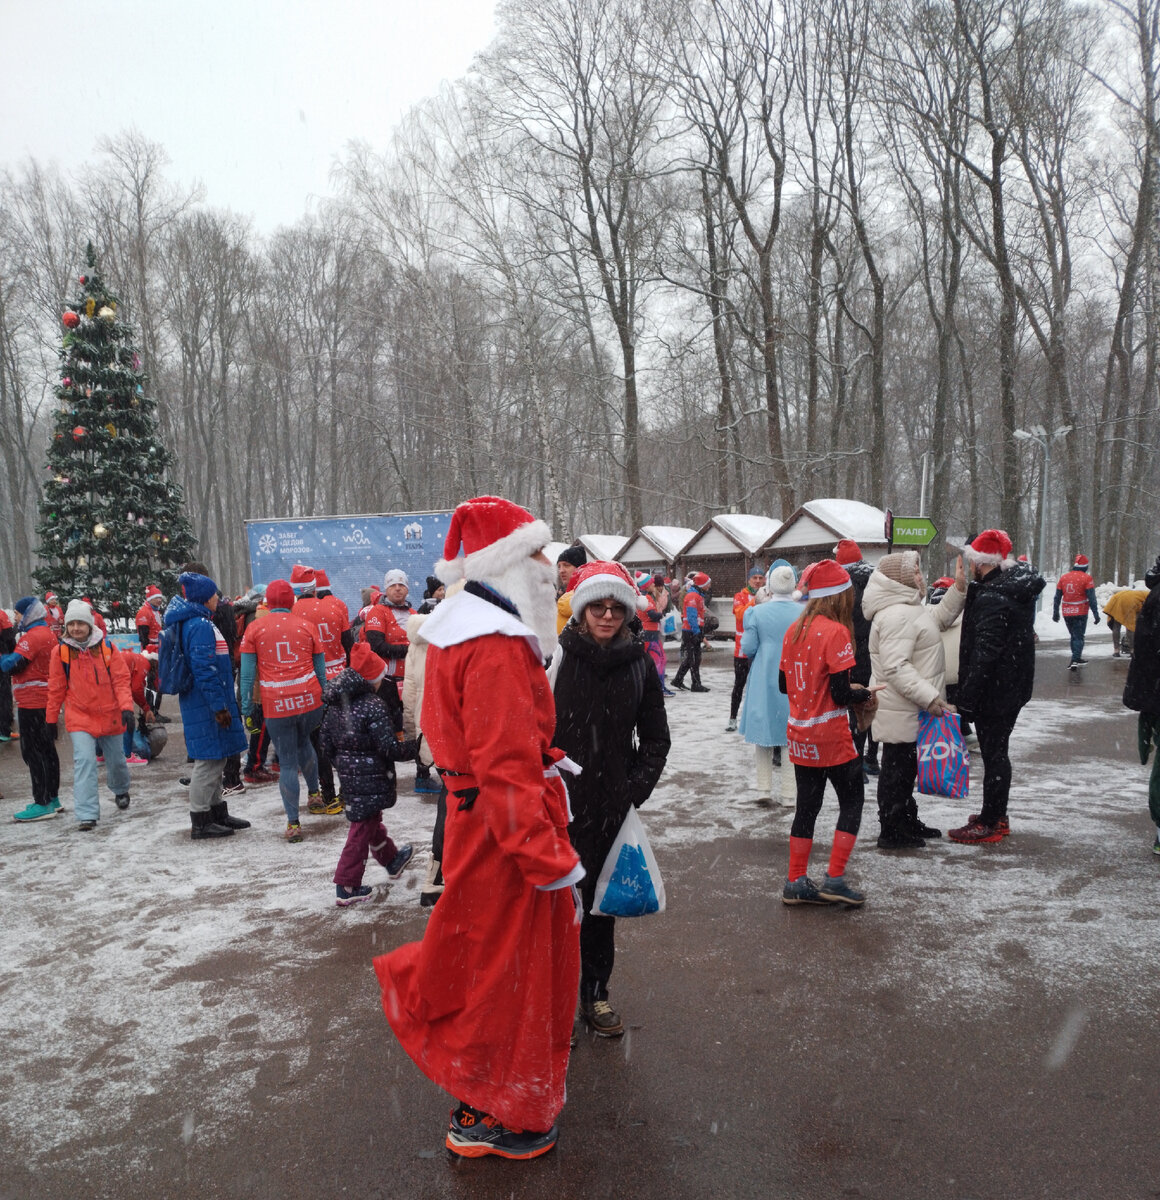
xmin=828 ymin=830 xmax=857 ymax=878
xmin=788 ymin=836 xmax=813 ymax=881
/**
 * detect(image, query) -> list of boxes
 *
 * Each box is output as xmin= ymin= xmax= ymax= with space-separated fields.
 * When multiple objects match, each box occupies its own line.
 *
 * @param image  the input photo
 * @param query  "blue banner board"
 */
xmin=244 ymin=512 xmax=455 ymax=621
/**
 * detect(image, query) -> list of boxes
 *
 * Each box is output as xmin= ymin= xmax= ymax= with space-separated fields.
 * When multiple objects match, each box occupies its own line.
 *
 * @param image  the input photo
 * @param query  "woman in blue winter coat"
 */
xmin=163 ymin=572 xmax=249 ymax=840
xmin=738 ymin=563 xmax=799 ymax=806
xmin=319 ymin=644 xmax=420 ymax=907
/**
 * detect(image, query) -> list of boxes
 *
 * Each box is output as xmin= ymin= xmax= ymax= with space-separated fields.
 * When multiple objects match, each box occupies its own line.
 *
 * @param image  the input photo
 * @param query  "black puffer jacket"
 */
xmin=1124 ymin=555 xmax=1160 ymax=714
xmin=957 ymin=563 xmax=1046 ymax=717
xmin=847 ymin=560 xmax=874 ymax=685
xmin=318 ymin=668 xmax=418 ymax=821
xmin=551 ymin=627 xmax=671 ymax=889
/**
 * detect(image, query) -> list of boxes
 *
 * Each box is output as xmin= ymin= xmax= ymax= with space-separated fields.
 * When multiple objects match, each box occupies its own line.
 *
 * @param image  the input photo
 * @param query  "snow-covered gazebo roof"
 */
xmin=616 ymin=525 xmax=698 ymax=567
xmin=575 ymin=533 xmax=628 ymax=563
xmin=682 ymin=514 xmax=781 ymax=560
xmin=761 ymin=498 xmax=888 ymax=559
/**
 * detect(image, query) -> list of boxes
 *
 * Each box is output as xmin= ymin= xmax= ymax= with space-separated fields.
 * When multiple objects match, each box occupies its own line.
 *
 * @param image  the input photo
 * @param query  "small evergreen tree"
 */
xmin=34 ymin=244 xmax=197 ymax=619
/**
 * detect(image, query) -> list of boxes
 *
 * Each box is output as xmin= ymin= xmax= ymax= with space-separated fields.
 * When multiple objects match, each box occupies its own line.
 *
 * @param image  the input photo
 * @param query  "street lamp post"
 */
xmin=1014 ymin=423 xmax=1072 ymax=571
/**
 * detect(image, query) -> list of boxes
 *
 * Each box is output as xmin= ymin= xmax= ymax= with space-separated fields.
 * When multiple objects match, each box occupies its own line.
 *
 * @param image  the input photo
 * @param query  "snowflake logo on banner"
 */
xmin=258 ymin=534 xmax=276 ymax=555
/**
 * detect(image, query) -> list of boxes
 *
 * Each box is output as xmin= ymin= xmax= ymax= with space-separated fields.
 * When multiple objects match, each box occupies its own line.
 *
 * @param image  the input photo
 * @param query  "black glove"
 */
xmin=1052 ymin=614 xmax=1060 ymax=623
xmin=397 ymin=738 xmax=421 ymax=761
xmin=214 ymin=709 xmax=233 ymax=730
xmin=48 ymin=723 xmax=58 ymax=742
xmin=1092 ymin=615 xmax=1100 ymax=625
xmin=122 ymin=710 xmax=134 ymax=732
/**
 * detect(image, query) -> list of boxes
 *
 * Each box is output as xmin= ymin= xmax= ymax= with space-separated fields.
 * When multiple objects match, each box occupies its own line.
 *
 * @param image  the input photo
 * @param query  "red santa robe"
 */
xmin=373 ymin=588 xmax=582 ymax=1132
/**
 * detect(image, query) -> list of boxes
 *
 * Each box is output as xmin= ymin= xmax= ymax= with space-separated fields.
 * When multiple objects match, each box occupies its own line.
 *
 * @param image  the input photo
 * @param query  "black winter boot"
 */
xmin=210 ymin=801 xmax=251 ymax=830
xmin=190 ymin=809 xmax=235 ymax=840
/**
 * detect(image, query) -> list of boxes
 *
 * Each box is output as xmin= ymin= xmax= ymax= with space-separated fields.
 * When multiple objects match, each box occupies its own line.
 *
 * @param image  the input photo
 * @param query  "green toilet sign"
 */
xmin=888 ymin=515 xmax=938 ymax=547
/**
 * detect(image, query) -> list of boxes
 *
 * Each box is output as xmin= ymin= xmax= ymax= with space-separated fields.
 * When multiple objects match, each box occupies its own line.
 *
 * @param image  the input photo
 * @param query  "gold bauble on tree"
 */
xmin=98 ymin=306 xmax=115 ymax=322
xmin=93 ymin=523 xmax=109 ymax=539
xmin=85 ymin=297 xmax=96 ymax=318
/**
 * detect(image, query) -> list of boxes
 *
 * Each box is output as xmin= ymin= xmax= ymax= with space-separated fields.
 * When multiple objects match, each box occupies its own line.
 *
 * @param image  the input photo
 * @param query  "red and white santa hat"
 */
xmin=314 ymin=569 xmax=331 ymax=590
xmin=834 ymin=539 xmax=862 ymax=566
xmin=795 ymin=559 xmax=852 ymax=600
xmin=690 ymin=571 xmax=711 ymax=590
xmin=290 ymin=563 xmax=316 ymax=594
xmin=350 ymin=642 xmax=388 ymax=685
xmin=964 ymin=528 xmax=1016 ymax=569
xmin=570 ymin=561 xmax=649 ymax=618
xmin=1073 ymin=553 xmax=1089 ymax=569
xmin=144 ymin=584 xmax=164 ymax=602
xmin=436 ymin=495 xmax=551 ymax=586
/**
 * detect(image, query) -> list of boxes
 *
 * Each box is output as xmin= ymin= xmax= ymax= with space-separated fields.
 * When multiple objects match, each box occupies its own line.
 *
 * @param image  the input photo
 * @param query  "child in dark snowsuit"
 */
xmin=319 ymin=644 xmax=420 ymax=907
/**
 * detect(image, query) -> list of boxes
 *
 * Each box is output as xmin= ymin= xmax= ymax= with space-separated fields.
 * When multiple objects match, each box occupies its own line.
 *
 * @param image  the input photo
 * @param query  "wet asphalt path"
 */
xmin=2 ymin=637 xmax=1157 ymax=1200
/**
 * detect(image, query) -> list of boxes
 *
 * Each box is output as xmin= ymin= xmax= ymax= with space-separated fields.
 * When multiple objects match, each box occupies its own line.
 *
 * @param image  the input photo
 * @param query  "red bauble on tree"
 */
xmin=72 ymin=425 xmax=87 ymax=441
xmin=62 ymin=311 xmax=80 ymax=329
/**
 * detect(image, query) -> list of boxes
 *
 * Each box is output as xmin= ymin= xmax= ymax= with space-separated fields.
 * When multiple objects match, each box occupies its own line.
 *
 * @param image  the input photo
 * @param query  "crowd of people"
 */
xmin=3 ymin=494 xmax=1158 ymax=1162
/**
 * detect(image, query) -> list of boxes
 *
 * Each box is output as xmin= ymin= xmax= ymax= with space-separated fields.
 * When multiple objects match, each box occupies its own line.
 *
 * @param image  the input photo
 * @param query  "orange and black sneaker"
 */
xmin=445 ymin=1104 xmax=558 ymax=1160
xmin=948 ymin=817 xmax=1005 ymax=844
xmin=966 ymin=812 xmax=1010 ymax=838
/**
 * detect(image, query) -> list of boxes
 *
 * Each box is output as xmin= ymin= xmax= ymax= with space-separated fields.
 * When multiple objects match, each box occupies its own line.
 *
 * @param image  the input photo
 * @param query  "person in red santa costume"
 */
xmin=373 ymin=495 xmax=583 ymax=1161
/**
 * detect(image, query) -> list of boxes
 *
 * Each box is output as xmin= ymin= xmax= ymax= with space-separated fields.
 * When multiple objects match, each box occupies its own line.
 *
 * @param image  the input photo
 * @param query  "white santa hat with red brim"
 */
xmin=436 ymin=495 xmax=552 ymax=586
xmin=570 ymin=561 xmax=650 ymax=618
xmin=794 ymin=559 xmax=852 ymax=601
xmin=963 ymin=528 xmax=1017 ymax=570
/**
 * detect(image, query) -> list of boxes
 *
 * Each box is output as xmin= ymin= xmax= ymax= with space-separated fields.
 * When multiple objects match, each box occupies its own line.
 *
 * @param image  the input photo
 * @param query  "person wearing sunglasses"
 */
xmin=549 ymin=561 xmax=670 ymax=1038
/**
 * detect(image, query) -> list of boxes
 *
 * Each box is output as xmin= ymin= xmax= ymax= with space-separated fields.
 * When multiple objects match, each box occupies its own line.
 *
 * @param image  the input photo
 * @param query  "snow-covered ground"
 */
xmin=0 ymin=629 xmax=1151 ymax=1170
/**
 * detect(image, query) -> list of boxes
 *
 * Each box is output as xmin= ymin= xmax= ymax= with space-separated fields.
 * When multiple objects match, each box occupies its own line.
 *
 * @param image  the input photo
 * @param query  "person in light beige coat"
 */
xmin=862 ymin=552 xmax=967 ymax=849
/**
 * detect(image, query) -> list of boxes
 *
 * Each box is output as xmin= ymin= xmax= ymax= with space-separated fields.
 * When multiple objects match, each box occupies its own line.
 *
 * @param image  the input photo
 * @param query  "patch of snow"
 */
xmin=802 ymin=497 xmax=888 ymax=542
xmin=711 ymin=514 xmax=781 ymax=553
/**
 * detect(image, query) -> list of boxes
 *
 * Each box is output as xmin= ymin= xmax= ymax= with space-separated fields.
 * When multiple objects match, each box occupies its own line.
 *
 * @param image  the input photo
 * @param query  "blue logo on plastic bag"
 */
xmin=600 ymin=843 xmax=660 ymax=916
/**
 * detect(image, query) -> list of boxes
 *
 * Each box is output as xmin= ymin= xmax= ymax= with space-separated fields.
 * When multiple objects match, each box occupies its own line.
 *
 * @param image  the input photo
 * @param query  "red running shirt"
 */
xmin=294 ymin=595 xmax=350 ymax=680
xmin=1057 ymin=570 xmax=1094 ymax=618
xmin=241 ymin=612 xmax=323 ymax=716
xmin=780 ymin=615 xmax=858 ymax=768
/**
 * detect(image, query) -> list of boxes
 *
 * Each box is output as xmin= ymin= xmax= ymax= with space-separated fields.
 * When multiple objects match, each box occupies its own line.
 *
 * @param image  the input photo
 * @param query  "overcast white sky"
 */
xmin=0 ymin=0 xmax=499 ymax=232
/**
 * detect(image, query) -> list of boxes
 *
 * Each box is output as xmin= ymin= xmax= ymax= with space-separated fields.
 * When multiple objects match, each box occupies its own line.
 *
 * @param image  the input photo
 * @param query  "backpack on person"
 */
xmin=157 ymin=624 xmax=194 ymax=695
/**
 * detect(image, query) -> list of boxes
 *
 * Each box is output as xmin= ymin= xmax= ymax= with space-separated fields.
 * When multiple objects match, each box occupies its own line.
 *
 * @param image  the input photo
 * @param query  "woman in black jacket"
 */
xmin=550 ymin=562 xmax=670 ymax=1037
xmin=1124 ymin=553 xmax=1160 ymax=853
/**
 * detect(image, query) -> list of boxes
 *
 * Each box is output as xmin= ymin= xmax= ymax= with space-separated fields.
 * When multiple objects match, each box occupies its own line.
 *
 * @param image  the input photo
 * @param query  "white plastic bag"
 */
xmin=592 ymin=806 xmax=666 ymax=917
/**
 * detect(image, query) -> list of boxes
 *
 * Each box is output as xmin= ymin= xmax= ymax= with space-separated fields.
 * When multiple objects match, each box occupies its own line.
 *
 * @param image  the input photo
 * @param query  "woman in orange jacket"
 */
xmin=46 ymin=599 xmax=134 ymax=830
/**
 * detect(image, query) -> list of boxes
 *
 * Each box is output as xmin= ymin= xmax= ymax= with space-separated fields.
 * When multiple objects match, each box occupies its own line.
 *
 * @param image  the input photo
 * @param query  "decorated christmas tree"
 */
xmin=34 ymin=244 xmax=197 ymax=618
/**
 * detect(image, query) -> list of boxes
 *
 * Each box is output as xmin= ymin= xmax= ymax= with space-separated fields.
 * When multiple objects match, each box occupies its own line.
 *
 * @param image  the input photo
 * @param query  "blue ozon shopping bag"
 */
xmin=592 ymin=806 xmax=666 ymax=917
xmin=916 ymin=710 xmax=970 ymax=798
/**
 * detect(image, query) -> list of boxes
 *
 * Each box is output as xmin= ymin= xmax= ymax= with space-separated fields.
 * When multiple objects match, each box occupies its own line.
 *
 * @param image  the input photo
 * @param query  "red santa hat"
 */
xmin=265 ymin=579 xmax=295 ymax=609
xmin=834 ymin=539 xmax=862 ymax=565
xmin=314 ymin=569 xmax=331 ymax=589
xmin=290 ymin=563 xmax=316 ymax=594
xmin=964 ymin=528 xmax=1016 ymax=569
xmin=350 ymin=642 xmax=388 ymax=685
xmin=436 ymin=495 xmax=551 ymax=586
xmin=144 ymin=584 xmax=163 ymax=602
xmin=690 ymin=572 xmax=711 ymax=590
xmin=795 ymin=559 xmax=852 ymax=600
xmin=931 ymin=576 xmax=956 ymax=590
xmin=570 ymin=561 xmax=648 ymax=618
xmin=1073 ymin=553 xmax=1089 ymax=569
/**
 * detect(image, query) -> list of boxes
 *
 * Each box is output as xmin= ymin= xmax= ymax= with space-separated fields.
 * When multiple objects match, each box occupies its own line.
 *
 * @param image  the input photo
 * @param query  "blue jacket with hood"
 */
xmin=164 ymin=578 xmax=246 ymax=760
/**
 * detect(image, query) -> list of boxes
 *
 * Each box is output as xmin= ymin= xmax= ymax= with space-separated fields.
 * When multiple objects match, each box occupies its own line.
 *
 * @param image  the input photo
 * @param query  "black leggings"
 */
xmin=579 ymin=874 xmax=615 ymax=1001
xmin=730 ymin=657 xmax=751 ymax=719
xmin=876 ymin=741 xmax=917 ymax=831
xmin=19 ymin=708 xmax=60 ymax=805
xmin=673 ymin=632 xmax=703 ymax=687
xmin=975 ymin=713 xmax=1018 ymax=825
xmin=790 ymin=757 xmax=864 ymax=839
